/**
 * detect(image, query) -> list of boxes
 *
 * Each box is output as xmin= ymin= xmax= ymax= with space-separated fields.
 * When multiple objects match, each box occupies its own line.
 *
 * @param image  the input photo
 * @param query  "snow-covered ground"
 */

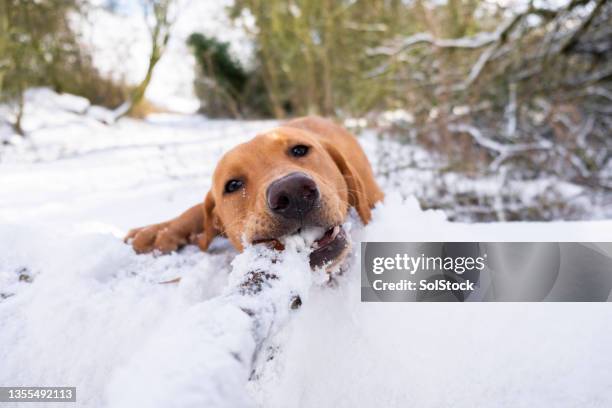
xmin=1 ymin=90 xmax=612 ymax=407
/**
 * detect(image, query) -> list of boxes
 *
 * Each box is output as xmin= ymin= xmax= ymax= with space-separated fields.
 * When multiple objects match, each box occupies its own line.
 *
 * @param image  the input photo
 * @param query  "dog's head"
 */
xmin=198 ymin=126 xmax=372 ymax=269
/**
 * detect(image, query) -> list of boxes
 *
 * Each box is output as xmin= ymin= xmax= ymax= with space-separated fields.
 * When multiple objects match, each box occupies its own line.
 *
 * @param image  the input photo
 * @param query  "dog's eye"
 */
xmin=224 ymin=179 xmax=244 ymax=194
xmin=290 ymin=145 xmax=309 ymax=157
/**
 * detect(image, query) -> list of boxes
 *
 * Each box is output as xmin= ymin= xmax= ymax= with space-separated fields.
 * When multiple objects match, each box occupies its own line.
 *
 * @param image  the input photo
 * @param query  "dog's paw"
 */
xmin=124 ymin=223 xmax=188 ymax=254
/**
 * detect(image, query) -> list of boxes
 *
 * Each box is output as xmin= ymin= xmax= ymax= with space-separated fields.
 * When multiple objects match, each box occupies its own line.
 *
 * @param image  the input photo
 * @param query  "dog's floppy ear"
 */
xmin=196 ymin=190 xmax=222 ymax=251
xmin=322 ymin=141 xmax=372 ymax=224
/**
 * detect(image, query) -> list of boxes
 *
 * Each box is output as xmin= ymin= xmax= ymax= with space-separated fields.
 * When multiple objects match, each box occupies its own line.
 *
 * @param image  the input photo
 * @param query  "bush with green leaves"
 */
xmin=187 ymin=33 xmax=272 ymax=118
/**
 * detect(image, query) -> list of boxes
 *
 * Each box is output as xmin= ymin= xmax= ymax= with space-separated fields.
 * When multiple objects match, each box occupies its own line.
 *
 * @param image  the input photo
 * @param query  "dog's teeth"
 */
xmin=330 ymin=226 xmax=340 ymax=239
xmin=311 ymin=226 xmax=341 ymax=250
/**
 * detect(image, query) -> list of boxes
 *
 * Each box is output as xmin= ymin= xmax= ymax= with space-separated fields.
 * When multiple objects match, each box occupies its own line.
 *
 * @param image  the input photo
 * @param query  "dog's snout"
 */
xmin=266 ymin=172 xmax=319 ymax=219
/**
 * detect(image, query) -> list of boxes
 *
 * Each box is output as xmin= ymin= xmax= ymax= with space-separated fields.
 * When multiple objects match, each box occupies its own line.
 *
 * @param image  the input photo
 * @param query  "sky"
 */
xmin=77 ymin=0 xmax=254 ymax=113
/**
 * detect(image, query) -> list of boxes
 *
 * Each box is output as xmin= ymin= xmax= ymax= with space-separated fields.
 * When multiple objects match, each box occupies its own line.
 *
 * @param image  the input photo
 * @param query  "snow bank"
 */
xmin=367 ymin=193 xmax=612 ymax=241
xmin=249 ymin=196 xmax=612 ymax=408
xmin=106 ymin=242 xmax=314 ymax=408
xmin=0 ymin=223 xmax=312 ymax=408
xmin=1 ymin=196 xmax=611 ymax=407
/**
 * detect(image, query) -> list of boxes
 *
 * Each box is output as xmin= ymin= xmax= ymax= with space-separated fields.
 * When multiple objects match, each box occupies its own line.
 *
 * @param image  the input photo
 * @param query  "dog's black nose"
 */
xmin=266 ymin=172 xmax=319 ymax=219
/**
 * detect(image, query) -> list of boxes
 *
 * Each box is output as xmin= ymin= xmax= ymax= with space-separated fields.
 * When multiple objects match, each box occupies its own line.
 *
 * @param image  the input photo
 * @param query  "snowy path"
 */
xmin=1 ymin=96 xmax=611 ymax=407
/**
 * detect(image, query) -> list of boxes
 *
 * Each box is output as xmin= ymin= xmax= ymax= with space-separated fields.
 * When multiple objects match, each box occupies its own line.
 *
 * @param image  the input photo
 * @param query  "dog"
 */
xmin=125 ymin=116 xmax=384 ymax=269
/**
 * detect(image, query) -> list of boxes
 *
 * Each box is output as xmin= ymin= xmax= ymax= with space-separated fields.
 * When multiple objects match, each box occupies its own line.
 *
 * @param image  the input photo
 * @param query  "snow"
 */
xmin=369 ymin=130 xmax=611 ymax=221
xmin=1 ymin=89 xmax=612 ymax=407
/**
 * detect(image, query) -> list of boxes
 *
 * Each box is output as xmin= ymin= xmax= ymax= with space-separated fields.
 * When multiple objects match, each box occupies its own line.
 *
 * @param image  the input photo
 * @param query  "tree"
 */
xmin=230 ymin=0 xmax=417 ymax=118
xmin=369 ymin=0 xmax=611 ymax=189
xmin=112 ymin=0 xmax=175 ymax=121
xmin=0 ymin=0 xmax=81 ymax=136
xmin=188 ymin=33 xmax=247 ymax=117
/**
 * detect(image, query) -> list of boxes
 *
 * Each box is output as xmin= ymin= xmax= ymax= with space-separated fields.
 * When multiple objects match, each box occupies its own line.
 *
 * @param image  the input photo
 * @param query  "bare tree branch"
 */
xmin=560 ymin=0 xmax=607 ymax=54
xmin=448 ymin=123 xmax=552 ymax=170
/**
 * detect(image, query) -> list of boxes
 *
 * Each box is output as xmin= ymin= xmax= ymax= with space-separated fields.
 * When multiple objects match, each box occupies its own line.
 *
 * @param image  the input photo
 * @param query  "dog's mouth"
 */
xmin=253 ymin=225 xmax=349 ymax=269
xmin=309 ymin=225 xmax=349 ymax=269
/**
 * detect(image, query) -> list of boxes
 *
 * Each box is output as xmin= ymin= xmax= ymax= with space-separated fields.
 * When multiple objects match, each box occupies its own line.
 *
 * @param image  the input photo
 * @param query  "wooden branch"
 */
xmin=366 ymin=0 xmax=596 ymax=88
xmin=447 ymin=123 xmax=553 ymax=170
xmin=367 ymin=7 xmax=530 ymax=57
xmin=560 ymin=0 xmax=608 ymax=54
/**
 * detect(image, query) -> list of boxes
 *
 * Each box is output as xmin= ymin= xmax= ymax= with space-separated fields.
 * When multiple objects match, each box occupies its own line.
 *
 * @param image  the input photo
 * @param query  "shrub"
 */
xmin=187 ymin=33 xmax=272 ymax=118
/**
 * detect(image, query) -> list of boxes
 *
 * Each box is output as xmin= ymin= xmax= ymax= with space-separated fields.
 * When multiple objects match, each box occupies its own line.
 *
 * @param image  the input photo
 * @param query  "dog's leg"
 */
xmin=124 ymin=203 xmax=204 ymax=254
